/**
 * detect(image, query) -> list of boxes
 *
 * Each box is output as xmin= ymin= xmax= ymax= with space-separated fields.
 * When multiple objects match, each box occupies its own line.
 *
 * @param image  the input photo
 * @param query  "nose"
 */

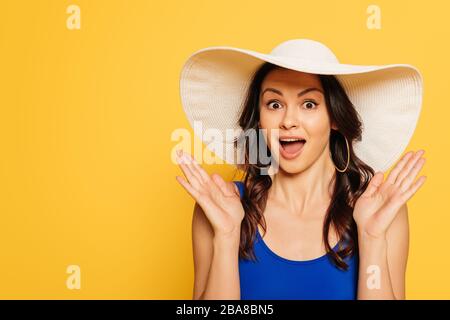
xmin=279 ymin=105 xmax=299 ymax=130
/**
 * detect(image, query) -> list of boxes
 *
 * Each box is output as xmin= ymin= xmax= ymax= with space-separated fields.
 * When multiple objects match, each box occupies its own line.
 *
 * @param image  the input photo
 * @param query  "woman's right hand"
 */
xmin=175 ymin=149 xmax=245 ymax=238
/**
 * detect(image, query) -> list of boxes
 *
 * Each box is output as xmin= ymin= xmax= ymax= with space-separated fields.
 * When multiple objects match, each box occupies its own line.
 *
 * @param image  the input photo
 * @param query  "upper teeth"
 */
xmin=280 ymin=138 xmax=303 ymax=142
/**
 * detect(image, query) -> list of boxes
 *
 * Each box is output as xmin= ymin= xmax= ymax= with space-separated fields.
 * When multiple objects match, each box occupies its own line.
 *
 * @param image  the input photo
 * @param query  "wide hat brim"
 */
xmin=179 ymin=40 xmax=423 ymax=172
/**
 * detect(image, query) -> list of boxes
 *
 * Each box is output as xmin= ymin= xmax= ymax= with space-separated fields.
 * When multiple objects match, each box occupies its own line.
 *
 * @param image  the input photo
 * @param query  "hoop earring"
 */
xmin=331 ymin=133 xmax=350 ymax=173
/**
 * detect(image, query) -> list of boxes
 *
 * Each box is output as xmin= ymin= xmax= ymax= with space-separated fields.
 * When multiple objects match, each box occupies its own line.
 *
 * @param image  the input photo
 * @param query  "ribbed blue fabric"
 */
xmin=234 ymin=181 xmax=359 ymax=300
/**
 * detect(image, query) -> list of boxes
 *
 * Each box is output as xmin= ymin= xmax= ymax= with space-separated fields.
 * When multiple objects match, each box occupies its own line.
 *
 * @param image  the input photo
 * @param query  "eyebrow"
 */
xmin=261 ymin=87 xmax=324 ymax=98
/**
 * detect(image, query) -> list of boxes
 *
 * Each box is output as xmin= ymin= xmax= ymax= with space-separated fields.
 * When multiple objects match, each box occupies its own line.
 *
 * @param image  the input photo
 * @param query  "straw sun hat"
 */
xmin=179 ymin=38 xmax=423 ymax=172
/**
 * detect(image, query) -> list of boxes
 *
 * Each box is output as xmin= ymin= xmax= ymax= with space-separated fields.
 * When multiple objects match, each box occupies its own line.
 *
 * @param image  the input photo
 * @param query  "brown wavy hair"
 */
xmin=233 ymin=62 xmax=374 ymax=270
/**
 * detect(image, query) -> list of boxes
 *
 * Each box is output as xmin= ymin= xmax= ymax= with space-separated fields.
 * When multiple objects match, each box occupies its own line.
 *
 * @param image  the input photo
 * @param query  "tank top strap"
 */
xmin=233 ymin=181 xmax=245 ymax=199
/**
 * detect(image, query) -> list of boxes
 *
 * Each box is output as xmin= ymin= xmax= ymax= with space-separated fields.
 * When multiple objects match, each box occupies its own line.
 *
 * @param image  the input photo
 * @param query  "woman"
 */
xmin=176 ymin=39 xmax=426 ymax=300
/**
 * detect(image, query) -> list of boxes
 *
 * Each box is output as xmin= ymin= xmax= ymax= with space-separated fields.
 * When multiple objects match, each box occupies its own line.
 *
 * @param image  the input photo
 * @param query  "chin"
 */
xmin=277 ymin=162 xmax=306 ymax=175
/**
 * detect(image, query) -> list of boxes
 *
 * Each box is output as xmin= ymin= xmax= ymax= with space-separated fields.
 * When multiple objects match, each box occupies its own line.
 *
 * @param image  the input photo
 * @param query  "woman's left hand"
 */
xmin=353 ymin=150 xmax=427 ymax=240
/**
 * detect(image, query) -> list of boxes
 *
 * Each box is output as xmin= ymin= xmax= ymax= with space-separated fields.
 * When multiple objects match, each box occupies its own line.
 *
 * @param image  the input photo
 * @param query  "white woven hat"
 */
xmin=179 ymin=38 xmax=423 ymax=172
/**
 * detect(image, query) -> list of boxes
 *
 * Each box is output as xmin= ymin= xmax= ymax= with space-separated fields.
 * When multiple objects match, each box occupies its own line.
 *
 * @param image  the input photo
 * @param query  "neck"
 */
xmin=269 ymin=145 xmax=336 ymax=217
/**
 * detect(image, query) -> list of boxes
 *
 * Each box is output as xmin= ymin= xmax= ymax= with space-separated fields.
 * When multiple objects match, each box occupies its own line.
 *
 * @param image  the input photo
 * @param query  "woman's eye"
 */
xmin=265 ymin=100 xmax=317 ymax=110
xmin=267 ymin=101 xmax=282 ymax=109
xmin=303 ymin=100 xmax=318 ymax=109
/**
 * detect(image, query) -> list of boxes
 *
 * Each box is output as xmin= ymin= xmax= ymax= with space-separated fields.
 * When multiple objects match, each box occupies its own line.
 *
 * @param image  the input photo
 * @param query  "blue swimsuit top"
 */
xmin=234 ymin=181 xmax=359 ymax=300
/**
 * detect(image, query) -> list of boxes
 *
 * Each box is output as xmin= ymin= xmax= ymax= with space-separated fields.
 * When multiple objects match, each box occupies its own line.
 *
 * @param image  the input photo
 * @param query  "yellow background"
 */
xmin=0 ymin=0 xmax=447 ymax=299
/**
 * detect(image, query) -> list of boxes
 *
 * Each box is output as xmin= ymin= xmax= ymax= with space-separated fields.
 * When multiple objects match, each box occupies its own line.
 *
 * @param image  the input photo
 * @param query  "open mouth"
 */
xmin=279 ymin=138 xmax=306 ymax=157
